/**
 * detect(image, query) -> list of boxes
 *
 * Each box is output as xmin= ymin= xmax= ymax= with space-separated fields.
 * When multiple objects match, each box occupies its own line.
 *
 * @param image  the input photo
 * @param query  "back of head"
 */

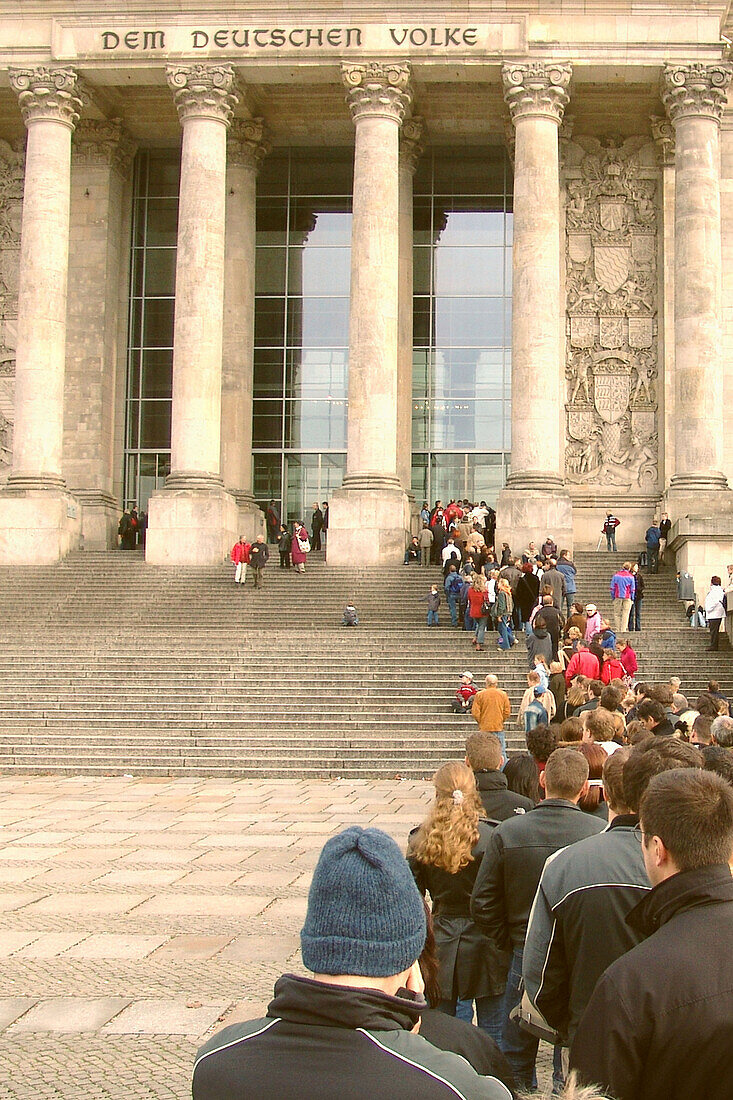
xmin=692 ymin=714 xmax=713 ymax=745
xmin=585 ymin=707 xmax=617 ymax=743
xmin=504 ymin=752 xmax=541 ymax=804
xmin=696 ymin=692 xmax=721 ymax=718
xmin=301 ymin=826 xmax=426 ymax=978
xmin=560 ymin=716 xmax=584 ymax=743
xmin=569 ymin=741 xmax=606 ymax=811
xmin=485 ymin=673 xmax=498 ymax=690
xmin=600 ymin=685 xmax=622 ymax=712
xmin=465 ymin=731 xmax=502 ymax=773
xmin=411 ymin=761 xmax=483 ymax=875
xmin=603 ymin=746 xmax=631 ymax=814
xmin=711 ymin=715 xmax=733 ymax=748
xmin=640 ymin=769 xmax=733 ymax=872
xmin=652 ymin=683 xmax=674 ymax=707
xmin=622 ymin=736 xmax=702 ymax=813
xmin=702 ymin=745 xmax=733 ymax=788
xmin=526 ymin=723 xmax=557 ymax=764
xmin=544 ymin=747 xmax=590 ymax=801
xmin=589 ymin=680 xmax=603 ymax=700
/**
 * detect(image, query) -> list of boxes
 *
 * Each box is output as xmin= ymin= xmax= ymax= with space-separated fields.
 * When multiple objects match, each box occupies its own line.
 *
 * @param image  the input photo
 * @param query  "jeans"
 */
xmin=629 ymin=599 xmax=642 ymax=631
xmin=501 ymin=948 xmax=564 ymax=1093
xmin=564 ymin=593 xmax=574 ymax=618
xmin=445 ymin=996 xmax=504 ymax=1047
xmin=606 ymin=531 xmax=617 ymax=551
xmin=647 ymin=545 xmax=659 ymax=573
xmin=427 ymin=609 xmax=439 ymax=626
xmin=474 ymin=616 xmax=487 ymax=645
xmin=498 ymin=616 xmax=514 ymax=650
xmin=446 ymin=593 xmax=459 ymax=626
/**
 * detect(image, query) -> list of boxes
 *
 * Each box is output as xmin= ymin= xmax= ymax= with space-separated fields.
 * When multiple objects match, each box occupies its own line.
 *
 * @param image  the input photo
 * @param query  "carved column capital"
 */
xmin=9 ymin=67 xmax=82 ymax=130
xmin=342 ymin=62 xmax=412 ymax=125
xmin=502 ymin=61 xmax=572 ymax=125
xmin=227 ymin=118 xmax=271 ymax=170
xmin=400 ymin=117 xmax=424 ymax=174
xmin=650 ymin=115 xmax=675 ymax=167
xmin=72 ymin=119 xmax=137 ymax=176
xmin=662 ymin=62 xmax=733 ymax=125
xmin=166 ymin=65 xmax=238 ymax=126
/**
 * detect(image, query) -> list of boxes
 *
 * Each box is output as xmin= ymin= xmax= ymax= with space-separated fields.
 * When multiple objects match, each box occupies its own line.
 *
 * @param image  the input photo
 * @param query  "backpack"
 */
xmin=447 ymin=574 xmax=463 ymax=596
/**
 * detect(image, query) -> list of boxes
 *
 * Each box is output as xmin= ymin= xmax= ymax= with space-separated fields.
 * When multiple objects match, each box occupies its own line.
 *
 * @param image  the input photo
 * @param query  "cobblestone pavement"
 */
xmin=0 ymin=775 xmax=551 ymax=1097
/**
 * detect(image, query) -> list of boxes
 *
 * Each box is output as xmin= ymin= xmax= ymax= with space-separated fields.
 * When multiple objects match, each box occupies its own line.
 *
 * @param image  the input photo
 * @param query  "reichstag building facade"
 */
xmin=0 ymin=2 xmax=731 ymax=566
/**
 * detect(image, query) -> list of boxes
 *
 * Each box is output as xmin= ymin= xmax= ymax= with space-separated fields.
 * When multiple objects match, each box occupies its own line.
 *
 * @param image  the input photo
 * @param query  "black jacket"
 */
xmin=418 ymin=1009 xmax=516 ymax=1095
xmin=193 ymin=974 xmax=512 ymax=1100
xmin=515 ymin=574 xmax=540 ymax=620
xmin=475 ymin=770 xmax=535 ymax=822
xmin=570 ymin=864 xmax=733 ymax=1100
xmin=249 ymin=542 xmax=269 ymax=567
xmin=522 ymin=815 xmax=650 ymax=1043
xmin=408 ymin=821 xmax=511 ymax=999
xmin=471 ymin=800 xmax=605 ymax=952
xmin=525 ymin=628 xmax=553 ymax=670
xmin=651 ymin=717 xmax=676 ymax=737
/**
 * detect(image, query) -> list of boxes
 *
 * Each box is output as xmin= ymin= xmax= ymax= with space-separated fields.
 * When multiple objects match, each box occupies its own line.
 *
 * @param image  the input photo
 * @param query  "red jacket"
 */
xmin=601 ymin=658 xmax=626 ymax=684
xmin=619 ymin=646 xmax=638 ymax=677
xmin=565 ymin=649 xmax=601 ymax=686
xmin=231 ymin=541 xmax=251 ymax=564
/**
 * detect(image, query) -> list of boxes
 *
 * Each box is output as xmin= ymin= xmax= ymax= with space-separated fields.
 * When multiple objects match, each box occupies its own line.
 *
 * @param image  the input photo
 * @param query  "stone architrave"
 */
xmin=327 ymin=62 xmax=413 ymax=565
xmin=0 ymin=67 xmax=83 ymax=564
xmin=221 ymin=116 xmax=269 ymax=540
xmin=496 ymin=60 xmax=574 ymax=551
xmin=146 ymin=64 xmax=239 ymax=567
xmin=662 ymin=62 xmax=733 ymax=501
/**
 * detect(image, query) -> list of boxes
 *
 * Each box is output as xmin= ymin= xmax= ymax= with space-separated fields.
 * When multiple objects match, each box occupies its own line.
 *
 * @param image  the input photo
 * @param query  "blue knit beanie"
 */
xmin=300 ymin=826 xmax=426 ymax=977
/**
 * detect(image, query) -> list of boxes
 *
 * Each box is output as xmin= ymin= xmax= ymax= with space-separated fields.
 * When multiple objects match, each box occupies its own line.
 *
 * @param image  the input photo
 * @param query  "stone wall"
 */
xmin=0 ymin=139 xmax=23 ymax=477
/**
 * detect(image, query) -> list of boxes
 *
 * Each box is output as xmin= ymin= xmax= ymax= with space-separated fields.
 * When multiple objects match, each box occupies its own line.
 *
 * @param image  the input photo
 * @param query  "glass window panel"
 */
xmin=412 ymin=399 xmax=429 ymax=449
xmin=411 ymin=453 xmax=428 ymax=502
xmin=124 ymin=453 xmax=138 ymax=509
xmin=413 ymin=248 xmax=431 ymax=295
xmin=127 ymin=349 xmax=141 ymax=399
xmin=433 ymin=246 xmax=505 ymax=296
xmin=253 ymin=400 xmax=284 ymax=447
xmin=413 ymin=297 xmax=432 ymax=348
xmin=412 ymin=351 xmax=429 ymax=398
xmin=256 ymin=247 xmax=287 ymax=294
xmin=256 ymin=157 xmax=289 ymax=197
xmin=413 ymin=199 xmax=433 ymax=245
xmin=433 ymin=349 xmax=503 ymax=399
xmin=288 ymin=297 xmax=349 ymax=348
xmin=139 ymin=401 xmax=171 ymax=448
xmin=431 ymin=454 xmax=466 ymax=504
xmin=433 ymin=297 xmax=504 ymax=347
xmin=140 ymin=350 xmax=173 ymax=399
xmin=432 ymin=207 xmax=506 ymax=247
xmin=285 ymin=453 xmax=320 ymax=525
xmin=129 ymin=299 xmax=143 ymax=348
xmin=256 ymin=200 xmax=288 ymax=245
xmin=290 ymin=152 xmax=353 ymax=196
xmin=253 ymin=454 xmax=283 ymax=508
xmin=255 ymin=297 xmax=286 ymax=347
xmin=254 ymin=350 xmax=285 ymax=397
xmin=320 ymin=454 xmax=345 ymax=498
xmin=286 ymin=349 xmax=347 ymax=399
xmin=146 ymin=155 xmax=180 ymax=197
xmin=126 ymin=400 xmax=139 ymax=449
xmin=142 ymin=299 xmax=175 ymax=348
xmin=468 ymin=454 xmax=504 ymax=508
xmin=432 ymin=150 xmax=506 ymax=194
xmin=290 ymin=203 xmax=352 ymax=247
xmin=157 ymin=453 xmax=171 ymax=480
xmin=132 ymin=200 xmax=147 ymax=248
xmin=286 ymin=400 xmax=347 ymax=450
xmin=144 ymin=249 xmax=177 ymax=296
xmin=145 ymin=198 xmax=178 ymax=247
xmin=291 ymin=246 xmax=351 ymax=296
xmin=131 ymin=250 xmax=144 ymax=296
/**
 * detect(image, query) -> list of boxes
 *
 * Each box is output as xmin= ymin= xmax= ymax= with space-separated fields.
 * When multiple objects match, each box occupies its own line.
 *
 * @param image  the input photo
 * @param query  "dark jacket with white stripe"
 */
xmin=521 ymin=815 xmax=650 ymax=1043
xmin=192 ymin=974 xmax=512 ymax=1100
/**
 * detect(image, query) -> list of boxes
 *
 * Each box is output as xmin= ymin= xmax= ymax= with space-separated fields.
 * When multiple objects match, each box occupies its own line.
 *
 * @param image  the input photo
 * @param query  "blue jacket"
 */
xmin=645 ymin=526 xmax=661 ymax=547
xmin=610 ymin=570 xmax=635 ymax=600
xmin=556 ymin=560 xmax=577 ymax=595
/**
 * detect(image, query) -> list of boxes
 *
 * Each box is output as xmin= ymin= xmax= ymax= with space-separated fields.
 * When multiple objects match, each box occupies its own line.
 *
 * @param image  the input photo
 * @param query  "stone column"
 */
xmin=0 ymin=67 xmax=82 ymax=564
xmin=65 ymin=119 xmax=136 ymax=550
xmin=328 ymin=62 xmax=412 ymax=565
xmin=496 ymin=61 xmax=574 ymax=553
xmin=221 ymin=117 xmax=269 ymax=541
xmin=662 ymin=62 xmax=733 ymax=513
xmin=651 ymin=115 xmax=676 ymax=491
xmin=397 ymin=118 xmax=423 ymax=514
xmin=146 ymin=64 xmax=239 ymax=566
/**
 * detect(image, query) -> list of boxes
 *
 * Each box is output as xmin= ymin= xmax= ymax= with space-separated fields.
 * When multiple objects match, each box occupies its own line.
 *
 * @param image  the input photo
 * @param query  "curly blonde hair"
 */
xmin=410 ymin=761 xmax=483 ymax=874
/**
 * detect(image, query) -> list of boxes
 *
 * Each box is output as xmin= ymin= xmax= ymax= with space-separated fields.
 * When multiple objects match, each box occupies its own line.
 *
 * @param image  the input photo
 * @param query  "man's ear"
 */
xmin=539 ymin=769 xmax=547 ymax=792
xmin=578 ymin=780 xmax=589 ymax=801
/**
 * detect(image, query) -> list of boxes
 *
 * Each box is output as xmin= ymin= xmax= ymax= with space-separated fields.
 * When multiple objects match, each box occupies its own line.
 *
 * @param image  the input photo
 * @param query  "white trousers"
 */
xmin=235 ymin=562 xmax=248 ymax=583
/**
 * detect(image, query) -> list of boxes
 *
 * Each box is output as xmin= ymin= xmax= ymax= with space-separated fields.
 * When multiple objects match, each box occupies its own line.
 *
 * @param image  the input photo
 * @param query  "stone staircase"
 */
xmin=0 ymin=549 xmax=728 ymax=778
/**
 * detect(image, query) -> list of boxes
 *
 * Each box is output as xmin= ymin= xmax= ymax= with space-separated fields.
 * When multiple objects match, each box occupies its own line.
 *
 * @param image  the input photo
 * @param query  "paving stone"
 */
xmin=64 ymin=934 xmax=170 ymax=960
xmin=101 ymin=999 xmax=228 ymax=1036
xmin=219 ymin=934 xmax=300 ymax=964
xmin=93 ymin=869 xmax=186 ymax=888
xmin=13 ymin=932 xmax=91 ymax=958
xmin=0 ymin=998 xmax=36 ymax=1031
xmin=23 ymin=893 xmax=149 ymax=916
xmin=11 ymin=997 xmax=130 ymax=1033
xmin=0 ymin=932 xmax=40 ymax=956
xmin=132 ymin=894 xmax=270 ymax=918
xmin=149 ymin=935 xmax=233 ymax=961
xmin=0 ymin=893 xmax=47 ymax=913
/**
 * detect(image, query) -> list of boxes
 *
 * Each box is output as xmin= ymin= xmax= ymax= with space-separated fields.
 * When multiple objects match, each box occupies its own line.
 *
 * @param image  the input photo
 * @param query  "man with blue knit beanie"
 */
xmin=193 ymin=826 xmax=511 ymax=1099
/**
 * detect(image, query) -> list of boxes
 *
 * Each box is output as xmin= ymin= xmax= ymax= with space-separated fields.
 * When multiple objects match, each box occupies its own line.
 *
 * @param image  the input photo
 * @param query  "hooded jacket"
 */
xmin=525 ymin=627 xmax=553 ymax=670
xmin=193 ymin=974 xmax=513 ymax=1100
xmin=570 ymin=864 xmax=733 ymax=1100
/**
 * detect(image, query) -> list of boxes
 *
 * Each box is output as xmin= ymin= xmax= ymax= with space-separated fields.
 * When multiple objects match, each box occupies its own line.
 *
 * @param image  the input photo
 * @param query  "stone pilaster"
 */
xmin=146 ymin=64 xmax=239 ymax=566
xmin=662 ymin=62 xmax=733 ymax=514
xmin=398 ymin=117 xmax=423 ymax=511
xmin=221 ymin=118 xmax=269 ymax=541
xmin=0 ymin=68 xmax=82 ymax=564
xmin=496 ymin=61 xmax=574 ymax=552
xmin=651 ymin=115 xmax=677 ymax=492
xmin=328 ymin=62 xmax=412 ymax=565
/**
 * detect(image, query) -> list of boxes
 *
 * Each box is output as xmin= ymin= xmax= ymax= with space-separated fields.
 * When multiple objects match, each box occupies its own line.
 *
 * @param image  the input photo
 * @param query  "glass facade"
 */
xmin=123 ymin=145 xmax=513 ymax=516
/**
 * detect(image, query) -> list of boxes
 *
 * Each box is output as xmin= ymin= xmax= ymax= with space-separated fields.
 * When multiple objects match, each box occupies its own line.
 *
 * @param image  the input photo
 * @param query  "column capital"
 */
xmin=650 ymin=114 xmax=675 ymax=167
xmin=227 ymin=118 xmax=271 ymax=170
xmin=342 ymin=62 xmax=412 ymax=125
xmin=400 ymin=117 xmax=424 ymax=174
xmin=662 ymin=62 xmax=733 ymax=125
xmin=9 ymin=67 xmax=82 ymax=130
xmin=166 ymin=64 xmax=238 ymax=126
xmin=72 ymin=119 xmax=137 ymax=177
xmin=502 ymin=61 xmax=572 ymax=125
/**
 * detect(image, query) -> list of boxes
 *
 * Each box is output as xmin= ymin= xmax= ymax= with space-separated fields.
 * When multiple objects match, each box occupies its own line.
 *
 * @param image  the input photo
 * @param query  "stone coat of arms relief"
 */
xmin=563 ymin=134 xmax=659 ymax=490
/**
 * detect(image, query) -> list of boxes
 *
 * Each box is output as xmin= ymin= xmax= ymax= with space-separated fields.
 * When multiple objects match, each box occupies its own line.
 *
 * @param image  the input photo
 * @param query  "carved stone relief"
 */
xmin=0 ymin=138 xmax=23 ymax=469
xmin=563 ymin=135 xmax=660 ymax=491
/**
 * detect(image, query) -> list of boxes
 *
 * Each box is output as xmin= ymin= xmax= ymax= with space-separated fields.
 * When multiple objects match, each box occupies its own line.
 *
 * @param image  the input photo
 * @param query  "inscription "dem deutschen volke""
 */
xmin=100 ymin=26 xmax=481 ymax=52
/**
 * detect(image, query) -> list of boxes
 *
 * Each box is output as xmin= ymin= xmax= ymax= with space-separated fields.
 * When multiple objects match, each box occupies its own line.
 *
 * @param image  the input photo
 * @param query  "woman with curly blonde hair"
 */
xmin=407 ymin=761 xmax=510 ymax=1043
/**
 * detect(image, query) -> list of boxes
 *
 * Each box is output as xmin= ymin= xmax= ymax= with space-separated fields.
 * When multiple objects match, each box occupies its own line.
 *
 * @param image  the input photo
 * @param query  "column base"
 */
xmin=327 ymin=485 xmax=410 ymax=566
xmin=230 ymin=490 xmax=266 ymax=542
xmin=0 ymin=488 xmax=82 ymax=564
xmin=72 ymin=489 xmax=120 ymax=550
xmin=665 ymin=483 xmax=733 ymax=525
xmin=146 ymin=487 xmax=238 ymax=567
xmin=496 ymin=486 xmax=574 ymax=557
